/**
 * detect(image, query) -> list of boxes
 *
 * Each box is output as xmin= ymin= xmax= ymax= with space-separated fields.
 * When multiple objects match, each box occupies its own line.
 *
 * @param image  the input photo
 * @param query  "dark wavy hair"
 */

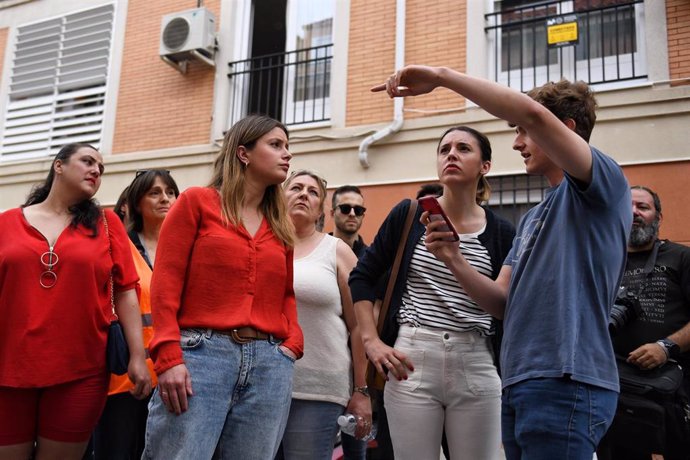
xmin=416 ymin=183 xmax=443 ymax=199
xmin=114 ymin=186 xmax=130 ymax=223
xmin=631 ymin=185 xmax=662 ymax=216
xmin=23 ymin=143 xmax=101 ymax=236
xmin=127 ymin=169 xmax=180 ymax=232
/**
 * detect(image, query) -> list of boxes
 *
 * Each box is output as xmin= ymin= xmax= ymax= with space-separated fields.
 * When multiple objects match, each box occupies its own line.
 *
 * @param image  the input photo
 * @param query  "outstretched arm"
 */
xmin=372 ymin=65 xmax=593 ymax=184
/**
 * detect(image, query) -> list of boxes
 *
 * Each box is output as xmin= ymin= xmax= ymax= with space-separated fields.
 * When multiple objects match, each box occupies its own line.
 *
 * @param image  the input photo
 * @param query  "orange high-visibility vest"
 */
xmin=107 ymin=240 xmax=157 ymax=395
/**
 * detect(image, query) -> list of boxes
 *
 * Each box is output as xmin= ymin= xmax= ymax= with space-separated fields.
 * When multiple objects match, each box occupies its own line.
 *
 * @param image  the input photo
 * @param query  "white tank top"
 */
xmin=292 ymin=234 xmax=352 ymax=406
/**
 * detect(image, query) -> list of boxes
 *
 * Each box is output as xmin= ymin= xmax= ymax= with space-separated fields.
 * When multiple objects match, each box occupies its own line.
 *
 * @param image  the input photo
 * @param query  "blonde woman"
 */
xmin=143 ymin=116 xmax=303 ymax=460
xmin=277 ymin=170 xmax=372 ymax=460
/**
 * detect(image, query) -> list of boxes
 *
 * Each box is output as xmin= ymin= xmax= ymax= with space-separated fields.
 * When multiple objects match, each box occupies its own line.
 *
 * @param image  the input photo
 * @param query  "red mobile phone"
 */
xmin=418 ymin=196 xmax=459 ymax=242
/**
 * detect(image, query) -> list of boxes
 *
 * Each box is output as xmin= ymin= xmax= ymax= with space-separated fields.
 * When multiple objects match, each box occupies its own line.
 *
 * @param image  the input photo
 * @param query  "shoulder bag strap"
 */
xmin=102 ymin=210 xmax=117 ymax=319
xmin=642 ymin=239 xmax=661 ymax=276
xmin=376 ymin=200 xmax=418 ymax=336
xmin=634 ymin=239 xmax=661 ymax=298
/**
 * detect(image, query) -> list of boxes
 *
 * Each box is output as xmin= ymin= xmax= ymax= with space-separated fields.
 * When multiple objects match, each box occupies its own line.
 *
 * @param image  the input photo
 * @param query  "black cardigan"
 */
xmin=349 ymin=198 xmax=515 ymax=352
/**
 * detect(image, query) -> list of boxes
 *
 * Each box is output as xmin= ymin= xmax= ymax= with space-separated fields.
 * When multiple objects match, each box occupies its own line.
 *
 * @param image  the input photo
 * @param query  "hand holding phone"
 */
xmin=418 ymin=196 xmax=459 ymax=242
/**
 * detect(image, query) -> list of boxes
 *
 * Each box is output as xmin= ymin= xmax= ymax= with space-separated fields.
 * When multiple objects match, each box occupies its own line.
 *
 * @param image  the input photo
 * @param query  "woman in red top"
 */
xmin=143 ymin=115 xmax=303 ymax=460
xmin=0 ymin=143 xmax=151 ymax=460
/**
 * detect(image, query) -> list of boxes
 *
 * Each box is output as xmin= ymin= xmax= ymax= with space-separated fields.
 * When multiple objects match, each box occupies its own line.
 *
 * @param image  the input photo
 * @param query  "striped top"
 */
xmin=398 ymin=224 xmax=494 ymax=336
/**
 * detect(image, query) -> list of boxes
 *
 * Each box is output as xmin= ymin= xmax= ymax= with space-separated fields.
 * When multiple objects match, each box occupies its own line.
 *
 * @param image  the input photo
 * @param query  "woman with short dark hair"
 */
xmin=94 ymin=169 xmax=179 ymax=460
xmin=125 ymin=170 xmax=180 ymax=266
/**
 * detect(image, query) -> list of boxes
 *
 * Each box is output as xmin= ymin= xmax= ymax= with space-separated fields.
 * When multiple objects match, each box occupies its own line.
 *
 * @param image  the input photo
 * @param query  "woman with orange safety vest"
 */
xmin=93 ymin=169 xmax=180 ymax=459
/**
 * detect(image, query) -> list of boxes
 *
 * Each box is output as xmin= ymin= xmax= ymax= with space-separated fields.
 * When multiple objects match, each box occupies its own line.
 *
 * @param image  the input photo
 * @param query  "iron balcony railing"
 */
xmin=227 ymin=44 xmax=332 ymax=127
xmin=485 ymin=0 xmax=645 ymax=91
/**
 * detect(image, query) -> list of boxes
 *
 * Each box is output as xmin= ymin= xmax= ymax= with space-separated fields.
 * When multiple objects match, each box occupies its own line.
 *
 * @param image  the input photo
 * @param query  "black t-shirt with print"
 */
xmin=613 ymin=240 xmax=690 ymax=372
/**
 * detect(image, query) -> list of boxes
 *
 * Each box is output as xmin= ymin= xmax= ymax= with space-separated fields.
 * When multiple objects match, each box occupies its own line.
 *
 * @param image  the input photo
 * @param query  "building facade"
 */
xmin=0 ymin=0 xmax=689 ymax=243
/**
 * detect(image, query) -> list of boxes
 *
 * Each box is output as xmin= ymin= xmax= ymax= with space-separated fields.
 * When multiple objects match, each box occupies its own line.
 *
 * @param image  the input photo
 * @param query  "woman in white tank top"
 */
xmin=276 ymin=170 xmax=372 ymax=460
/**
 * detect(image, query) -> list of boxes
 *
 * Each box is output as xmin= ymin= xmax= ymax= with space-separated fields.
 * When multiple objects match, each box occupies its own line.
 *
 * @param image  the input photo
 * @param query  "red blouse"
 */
xmin=0 ymin=208 xmax=138 ymax=387
xmin=149 ymin=187 xmax=303 ymax=375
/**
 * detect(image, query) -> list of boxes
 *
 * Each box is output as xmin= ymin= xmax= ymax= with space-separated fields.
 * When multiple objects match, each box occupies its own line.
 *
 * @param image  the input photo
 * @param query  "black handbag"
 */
xmin=616 ymin=355 xmax=684 ymax=396
xmin=103 ymin=211 xmax=130 ymax=376
xmin=607 ymin=356 xmax=690 ymax=455
xmin=609 ymin=391 xmax=667 ymax=453
xmin=106 ymin=320 xmax=129 ymax=375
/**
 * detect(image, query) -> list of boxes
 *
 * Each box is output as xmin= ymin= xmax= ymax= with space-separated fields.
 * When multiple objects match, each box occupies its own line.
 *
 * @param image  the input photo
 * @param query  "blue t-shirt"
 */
xmin=500 ymin=147 xmax=632 ymax=392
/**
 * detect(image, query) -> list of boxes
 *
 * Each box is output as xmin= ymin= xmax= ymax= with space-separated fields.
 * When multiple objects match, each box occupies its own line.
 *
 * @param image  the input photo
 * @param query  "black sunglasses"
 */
xmin=336 ymin=204 xmax=366 ymax=216
xmin=135 ymin=169 xmax=171 ymax=178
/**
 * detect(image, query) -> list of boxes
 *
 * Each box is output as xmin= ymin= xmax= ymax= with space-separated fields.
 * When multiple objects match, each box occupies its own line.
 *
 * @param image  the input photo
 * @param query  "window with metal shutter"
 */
xmin=1 ymin=3 xmax=114 ymax=160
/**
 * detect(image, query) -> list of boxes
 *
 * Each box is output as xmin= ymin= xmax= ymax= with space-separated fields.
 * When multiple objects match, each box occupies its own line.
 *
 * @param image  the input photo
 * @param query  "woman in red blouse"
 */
xmin=144 ymin=115 xmax=303 ymax=460
xmin=0 ymin=143 xmax=151 ymax=459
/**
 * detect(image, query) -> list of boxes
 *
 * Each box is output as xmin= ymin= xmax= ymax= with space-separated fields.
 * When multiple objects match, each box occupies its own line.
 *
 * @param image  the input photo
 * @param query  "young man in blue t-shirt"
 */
xmin=372 ymin=67 xmax=632 ymax=459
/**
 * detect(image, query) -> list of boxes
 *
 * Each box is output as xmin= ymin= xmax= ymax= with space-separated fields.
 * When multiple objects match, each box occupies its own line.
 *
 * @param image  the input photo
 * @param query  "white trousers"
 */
xmin=384 ymin=325 xmax=502 ymax=460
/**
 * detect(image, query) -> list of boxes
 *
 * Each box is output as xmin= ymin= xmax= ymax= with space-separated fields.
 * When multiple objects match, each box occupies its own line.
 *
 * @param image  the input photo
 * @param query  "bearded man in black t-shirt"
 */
xmin=601 ymin=185 xmax=690 ymax=460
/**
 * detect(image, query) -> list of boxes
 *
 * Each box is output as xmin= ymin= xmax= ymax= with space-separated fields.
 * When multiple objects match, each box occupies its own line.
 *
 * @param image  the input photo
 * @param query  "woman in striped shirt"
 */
xmin=350 ymin=126 xmax=515 ymax=460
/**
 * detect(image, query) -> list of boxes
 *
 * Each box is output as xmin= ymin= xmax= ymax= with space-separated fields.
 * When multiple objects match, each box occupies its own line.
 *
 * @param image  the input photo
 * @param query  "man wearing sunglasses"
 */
xmin=330 ymin=185 xmax=368 ymax=260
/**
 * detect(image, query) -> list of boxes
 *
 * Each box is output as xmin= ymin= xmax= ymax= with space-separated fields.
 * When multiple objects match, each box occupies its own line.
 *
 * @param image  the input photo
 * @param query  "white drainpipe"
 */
xmin=358 ymin=0 xmax=406 ymax=168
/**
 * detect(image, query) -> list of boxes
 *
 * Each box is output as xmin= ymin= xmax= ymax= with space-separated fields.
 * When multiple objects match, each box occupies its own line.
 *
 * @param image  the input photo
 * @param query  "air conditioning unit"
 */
xmin=159 ymin=7 xmax=216 ymax=72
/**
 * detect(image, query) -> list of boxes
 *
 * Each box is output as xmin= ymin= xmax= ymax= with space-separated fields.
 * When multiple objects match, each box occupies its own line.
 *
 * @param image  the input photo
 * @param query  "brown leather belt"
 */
xmin=216 ymin=327 xmax=270 ymax=344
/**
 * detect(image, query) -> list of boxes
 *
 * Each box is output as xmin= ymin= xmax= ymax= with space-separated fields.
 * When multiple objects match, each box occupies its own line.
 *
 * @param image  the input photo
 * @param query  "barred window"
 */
xmin=226 ymin=0 xmax=334 ymax=127
xmin=486 ymin=0 xmax=646 ymax=91
xmin=487 ymin=174 xmax=550 ymax=227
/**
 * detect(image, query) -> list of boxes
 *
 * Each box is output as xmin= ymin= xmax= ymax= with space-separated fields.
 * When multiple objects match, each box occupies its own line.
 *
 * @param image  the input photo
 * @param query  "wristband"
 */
xmin=353 ymin=385 xmax=370 ymax=397
xmin=656 ymin=338 xmax=680 ymax=360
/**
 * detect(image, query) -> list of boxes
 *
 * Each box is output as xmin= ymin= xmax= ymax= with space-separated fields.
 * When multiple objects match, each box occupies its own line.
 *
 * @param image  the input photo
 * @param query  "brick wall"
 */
xmin=345 ymin=0 xmax=397 ymax=126
xmin=667 ymin=0 xmax=690 ymax=83
xmin=624 ymin=161 xmax=690 ymax=246
xmin=112 ymin=0 xmax=221 ymax=154
xmin=346 ymin=0 xmax=468 ymax=126
xmin=402 ymin=0 xmax=467 ymax=119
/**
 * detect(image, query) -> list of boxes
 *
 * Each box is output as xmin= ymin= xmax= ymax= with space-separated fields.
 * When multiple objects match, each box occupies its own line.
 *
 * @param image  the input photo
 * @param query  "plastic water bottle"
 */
xmin=337 ymin=413 xmax=377 ymax=441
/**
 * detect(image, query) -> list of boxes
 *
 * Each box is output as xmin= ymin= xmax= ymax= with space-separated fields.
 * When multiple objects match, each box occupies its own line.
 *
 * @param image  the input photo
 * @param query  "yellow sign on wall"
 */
xmin=547 ymin=14 xmax=579 ymax=48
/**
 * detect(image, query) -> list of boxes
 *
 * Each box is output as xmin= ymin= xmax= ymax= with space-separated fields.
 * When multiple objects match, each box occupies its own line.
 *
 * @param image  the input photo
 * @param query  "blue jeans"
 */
xmin=143 ymin=329 xmax=294 ymax=460
xmin=501 ymin=377 xmax=618 ymax=460
xmin=277 ymin=399 xmax=344 ymax=460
